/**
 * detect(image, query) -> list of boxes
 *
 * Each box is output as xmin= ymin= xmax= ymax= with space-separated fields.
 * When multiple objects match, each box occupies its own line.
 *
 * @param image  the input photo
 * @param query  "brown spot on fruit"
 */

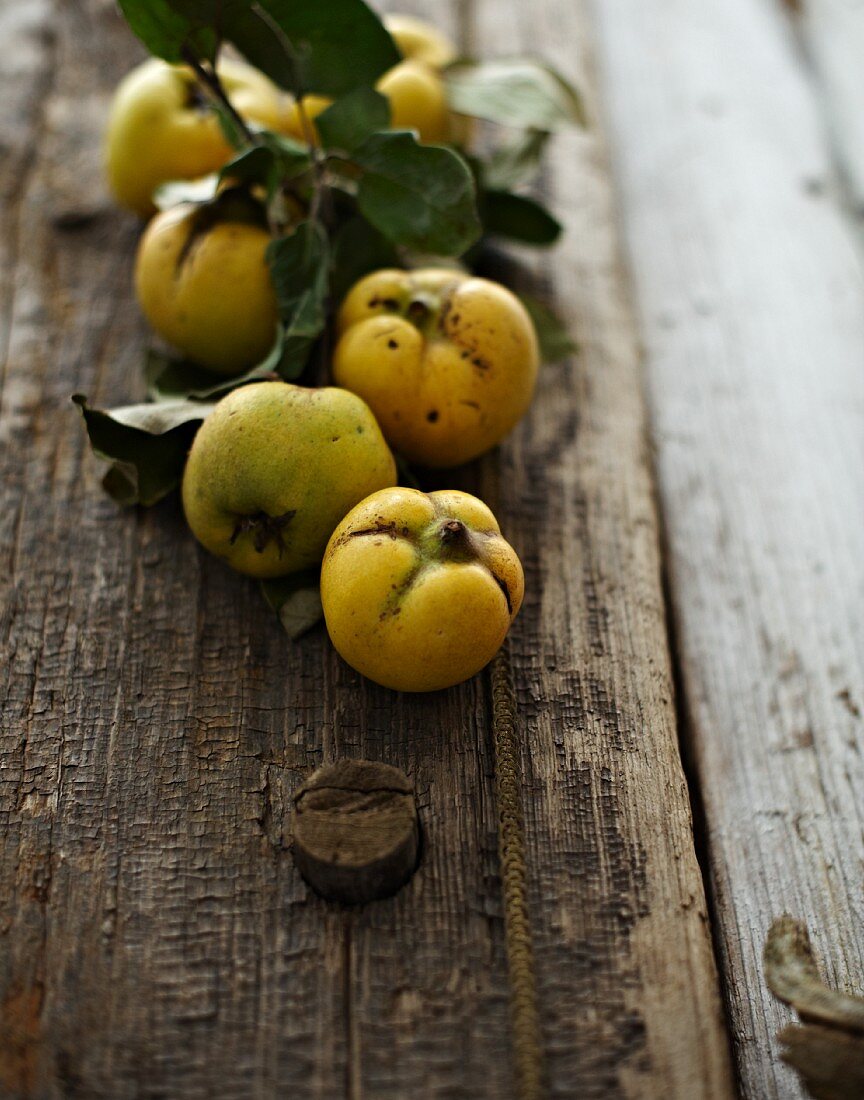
xmin=347 ymin=522 xmax=402 ymax=541
xmin=426 ymin=410 xmax=439 ymax=423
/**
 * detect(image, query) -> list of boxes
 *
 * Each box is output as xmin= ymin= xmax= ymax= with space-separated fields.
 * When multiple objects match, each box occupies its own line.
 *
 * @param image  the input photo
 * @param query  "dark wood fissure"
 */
xmin=654 ymin=501 xmax=744 ymax=1098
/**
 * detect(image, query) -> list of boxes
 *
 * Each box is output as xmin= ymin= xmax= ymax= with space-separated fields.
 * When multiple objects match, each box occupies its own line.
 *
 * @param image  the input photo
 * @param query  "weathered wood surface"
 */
xmin=594 ymin=0 xmax=864 ymax=1096
xmin=0 ymin=1 xmax=733 ymax=1098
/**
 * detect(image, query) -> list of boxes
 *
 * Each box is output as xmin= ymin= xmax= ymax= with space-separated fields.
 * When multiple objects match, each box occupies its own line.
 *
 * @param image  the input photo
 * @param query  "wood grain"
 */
xmin=0 ymin=0 xmax=732 ymax=1096
xmin=593 ymin=0 xmax=864 ymax=1096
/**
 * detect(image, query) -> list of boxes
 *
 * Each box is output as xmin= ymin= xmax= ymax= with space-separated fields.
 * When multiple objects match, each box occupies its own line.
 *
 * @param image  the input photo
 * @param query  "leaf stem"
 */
xmin=296 ymin=99 xmax=328 ymax=224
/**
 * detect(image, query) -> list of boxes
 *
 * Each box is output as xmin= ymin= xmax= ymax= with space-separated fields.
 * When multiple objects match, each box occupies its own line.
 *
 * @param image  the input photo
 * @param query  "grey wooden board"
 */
xmin=0 ymin=0 xmax=733 ymax=1097
xmin=593 ymin=0 xmax=864 ymax=1096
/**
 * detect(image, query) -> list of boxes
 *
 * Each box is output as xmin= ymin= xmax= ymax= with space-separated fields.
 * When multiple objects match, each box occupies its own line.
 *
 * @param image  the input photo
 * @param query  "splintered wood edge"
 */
xmin=291 ymin=759 xmax=420 ymax=906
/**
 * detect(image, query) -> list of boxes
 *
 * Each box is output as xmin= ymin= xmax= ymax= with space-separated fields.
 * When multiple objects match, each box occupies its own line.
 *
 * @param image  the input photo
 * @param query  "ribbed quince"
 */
xmin=321 ymin=487 xmax=523 ymax=691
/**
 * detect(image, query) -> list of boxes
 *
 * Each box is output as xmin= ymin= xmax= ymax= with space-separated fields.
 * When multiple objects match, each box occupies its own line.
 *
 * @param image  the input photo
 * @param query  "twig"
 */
xmin=294 ymin=97 xmax=328 ymax=225
xmin=181 ymin=46 xmax=257 ymax=147
xmin=248 ymin=4 xmax=328 ymax=222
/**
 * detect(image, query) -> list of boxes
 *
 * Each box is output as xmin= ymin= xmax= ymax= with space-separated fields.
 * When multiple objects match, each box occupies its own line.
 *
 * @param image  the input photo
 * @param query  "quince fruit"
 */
xmin=333 ymin=268 xmax=539 ymax=467
xmin=134 ymin=196 xmax=278 ymax=375
xmin=105 ymin=58 xmax=284 ymax=217
xmin=321 ymin=487 xmax=523 ymax=691
xmin=182 ymin=381 xmax=397 ymax=578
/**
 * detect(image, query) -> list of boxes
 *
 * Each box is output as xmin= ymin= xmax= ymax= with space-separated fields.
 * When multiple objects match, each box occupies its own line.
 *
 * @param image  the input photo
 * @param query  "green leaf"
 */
xmin=264 ymin=220 xmax=330 ymax=380
xmin=445 ymin=58 xmax=587 ymax=131
xmin=481 ymin=189 xmax=561 ymax=246
xmin=352 ymin=131 xmax=481 ymax=256
xmin=117 ymin=0 xmax=219 ymax=62
xmin=73 ymin=394 xmax=214 ymax=506
xmin=329 ymin=215 xmax=400 ymax=303
xmin=145 ymin=349 xmax=283 ymax=401
xmin=166 ymin=0 xmax=244 ymax=18
xmin=218 ymin=6 xmax=301 ymax=94
xmin=518 ymin=294 xmax=576 ymax=363
xmin=266 ymin=133 xmax=314 ymax=159
xmin=211 ymin=98 xmax=250 ymax=151
xmin=316 ymin=88 xmax=390 ymax=152
xmin=257 ymin=323 xmax=318 ymax=381
xmin=219 ymin=145 xmax=282 ymax=195
xmin=261 ymin=0 xmax=400 ymax=94
xmin=261 ymin=571 xmax=323 ymax=639
xmin=219 ymin=134 xmax=311 ymax=199
xmin=224 ymin=0 xmax=400 ymax=96
xmin=483 ymin=129 xmax=550 ymax=189
xmin=267 ymin=220 xmax=329 ymax=336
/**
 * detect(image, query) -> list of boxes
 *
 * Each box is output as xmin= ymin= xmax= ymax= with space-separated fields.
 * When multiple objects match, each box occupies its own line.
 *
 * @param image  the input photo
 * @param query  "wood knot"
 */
xmin=291 ymin=759 xmax=420 ymax=905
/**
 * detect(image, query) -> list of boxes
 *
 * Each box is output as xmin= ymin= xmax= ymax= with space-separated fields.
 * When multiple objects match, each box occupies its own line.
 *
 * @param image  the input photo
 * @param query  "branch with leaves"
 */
xmin=80 ymin=0 xmax=585 ymax=633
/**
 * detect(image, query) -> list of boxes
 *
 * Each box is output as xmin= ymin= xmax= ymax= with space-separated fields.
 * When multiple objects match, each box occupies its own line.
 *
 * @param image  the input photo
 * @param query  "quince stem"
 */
xmin=435 ymin=518 xmax=480 ymax=565
xmin=439 ymin=518 xmax=468 ymax=545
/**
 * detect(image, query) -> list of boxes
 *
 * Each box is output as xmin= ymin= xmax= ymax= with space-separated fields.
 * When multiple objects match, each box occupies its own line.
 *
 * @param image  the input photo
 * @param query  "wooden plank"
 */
xmin=798 ymin=0 xmax=864 ymax=211
xmin=0 ymin=0 xmax=732 ymax=1096
xmin=592 ymin=0 xmax=864 ymax=1096
xmin=422 ymin=1 xmax=734 ymax=1096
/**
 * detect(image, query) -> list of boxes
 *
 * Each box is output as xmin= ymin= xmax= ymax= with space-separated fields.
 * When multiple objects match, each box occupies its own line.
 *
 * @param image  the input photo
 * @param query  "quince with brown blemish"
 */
xmin=333 ymin=269 xmax=539 ymax=467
